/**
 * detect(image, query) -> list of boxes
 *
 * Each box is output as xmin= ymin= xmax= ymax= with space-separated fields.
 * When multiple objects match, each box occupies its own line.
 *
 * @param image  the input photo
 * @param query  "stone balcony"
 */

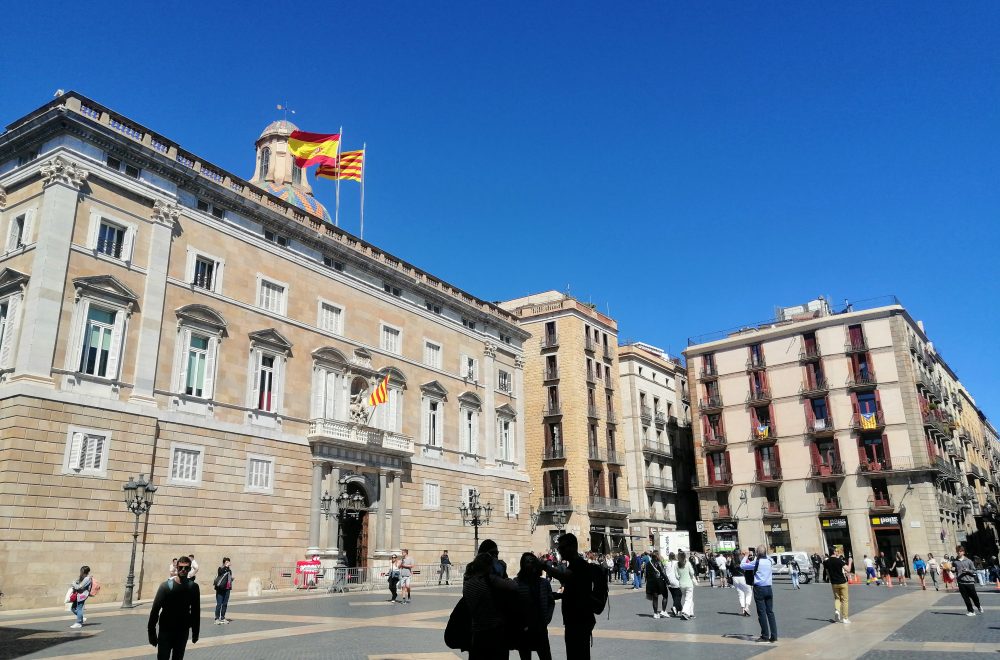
xmin=308 ymin=418 xmax=414 ymax=457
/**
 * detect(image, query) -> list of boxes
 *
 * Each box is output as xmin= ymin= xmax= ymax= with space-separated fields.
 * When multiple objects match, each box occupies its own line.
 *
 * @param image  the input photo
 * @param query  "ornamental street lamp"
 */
xmin=552 ymin=509 xmax=567 ymax=533
xmin=121 ymin=473 xmax=157 ymax=608
xmin=458 ymin=489 xmax=493 ymax=555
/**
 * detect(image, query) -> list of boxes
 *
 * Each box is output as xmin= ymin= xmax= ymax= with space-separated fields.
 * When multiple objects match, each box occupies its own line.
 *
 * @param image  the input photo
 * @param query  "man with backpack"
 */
xmin=543 ymin=533 xmax=607 ymax=660
xmin=213 ymin=557 xmax=234 ymax=624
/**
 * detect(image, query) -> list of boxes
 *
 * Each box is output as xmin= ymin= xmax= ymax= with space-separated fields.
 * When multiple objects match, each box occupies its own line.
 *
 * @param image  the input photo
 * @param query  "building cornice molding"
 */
xmin=40 ymin=155 xmax=89 ymax=189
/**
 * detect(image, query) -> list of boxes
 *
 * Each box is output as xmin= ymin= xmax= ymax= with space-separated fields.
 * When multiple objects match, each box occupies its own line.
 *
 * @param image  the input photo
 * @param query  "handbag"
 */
xmin=443 ymin=596 xmax=472 ymax=651
xmin=64 ymin=588 xmax=74 ymax=604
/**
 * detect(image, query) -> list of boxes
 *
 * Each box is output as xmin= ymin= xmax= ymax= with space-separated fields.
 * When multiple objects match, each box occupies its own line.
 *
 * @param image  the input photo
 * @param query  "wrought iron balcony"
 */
xmin=654 ymin=411 xmax=667 ymax=427
xmin=543 ymin=367 xmax=559 ymax=381
xmin=587 ymin=496 xmax=630 ymax=515
xmin=541 ymin=333 xmax=559 ymax=349
xmin=851 ymin=411 xmax=885 ymax=433
xmin=308 ymin=418 xmax=414 ymax=457
xmin=747 ymin=387 xmax=772 ymax=405
xmin=933 ymin=456 xmax=961 ymax=482
xmin=643 ymin=439 xmax=673 ymax=457
xmin=746 ymin=356 xmax=767 ymax=371
xmin=800 ymin=378 xmax=829 ymax=398
xmin=845 ymin=339 xmax=868 ymax=354
xmin=645 ymin=476 xmax=676 ymax=492
xmin=857 ymin=457 xmax=893 ymax=473
xmin=818 ymin=496 xmax=842 ymax=513
xmin=705 ymin=470 xmax=733 ymax=487
xmin=699 ymin=364 xmax=718 ymax=380
xmin=540 ymin=496 xmax=572 ymax=511
xmin=606 ymin=449 xmax=625 ymax=466
xmin=702 ymin=433 xmax=727 ymax=450
xmin=755 ymin=465 xmax=783 ymax=484
xmin=810 ymin=462 xmax=845 ymax=479
xmin=542 ymin=446 xmax=565 ymax=461
xmin=750 ymin=426 xmax=777 ymax=445
xmin=700 ymin=395 xmax=724 ymax=412
xmin=640 ymin=405 xmax=652 ymax=424
xmin=799 ymin=346 xmax=822 ymax=362
xmin=584 ymin=336 xmax=596 ymax=353
xmin=806 ymin=416 xmax=835 ymax=437
xmin=762 ymin=501 xmax=783 ymax=517
xmin=847 ymin=373 xmax=878 ymax=390
xmin=544 ymin=402 xmax=562 ymax=416
xmin=869 ymin=495 xmax=893 ymax=512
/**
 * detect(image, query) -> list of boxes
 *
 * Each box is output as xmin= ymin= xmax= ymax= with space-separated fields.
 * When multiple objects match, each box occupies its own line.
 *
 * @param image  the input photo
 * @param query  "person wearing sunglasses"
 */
xmin=148 ymin=554 xmax=201 ymax=659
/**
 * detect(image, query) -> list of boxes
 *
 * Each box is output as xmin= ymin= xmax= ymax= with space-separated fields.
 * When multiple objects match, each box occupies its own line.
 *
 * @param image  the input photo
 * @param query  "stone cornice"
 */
xmin=40 ymin=155 xmax=89 ymax=189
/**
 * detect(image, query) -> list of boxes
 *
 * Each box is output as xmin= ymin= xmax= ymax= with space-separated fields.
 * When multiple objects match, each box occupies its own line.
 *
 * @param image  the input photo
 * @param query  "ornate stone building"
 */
xmin=0 ymin=93 xmax=531 ymax=609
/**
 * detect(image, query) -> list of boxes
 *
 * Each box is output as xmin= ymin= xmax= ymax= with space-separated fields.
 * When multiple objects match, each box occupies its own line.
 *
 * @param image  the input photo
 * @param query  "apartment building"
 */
xmin=684 ymin=297 xmax=999 ymax=561
xmin=617 ymin=342 xmax=698 ymax=550
xmin=0 ymin=93 xmax=532 ymax=609
xmin=499 ymin=292 xmax=629 ymax=552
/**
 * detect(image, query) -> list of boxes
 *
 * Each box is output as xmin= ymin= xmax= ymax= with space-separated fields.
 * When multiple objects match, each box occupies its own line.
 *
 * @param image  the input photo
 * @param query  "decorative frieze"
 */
xmin=40 ymin=156 xmax=89 ymax=189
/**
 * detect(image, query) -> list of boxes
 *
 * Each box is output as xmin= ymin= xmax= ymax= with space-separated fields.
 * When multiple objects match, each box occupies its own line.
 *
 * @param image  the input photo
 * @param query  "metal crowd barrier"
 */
xmin=266 ymin=564 xmax=466 ymax=594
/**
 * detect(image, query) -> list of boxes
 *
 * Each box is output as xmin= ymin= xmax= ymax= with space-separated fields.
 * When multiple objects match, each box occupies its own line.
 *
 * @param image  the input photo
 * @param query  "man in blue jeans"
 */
xmin=740 ymin=545 xmax=777 ymax=643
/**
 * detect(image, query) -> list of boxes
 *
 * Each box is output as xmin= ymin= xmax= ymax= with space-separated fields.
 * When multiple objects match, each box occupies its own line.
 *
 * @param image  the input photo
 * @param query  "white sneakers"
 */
xmin=70 ymin=623 xmax=82 ymax=629
xmin=842 ymin=618 xmax=851 ymax=624
xmin=833 ymin=611 xmax=841 ymax=623
xmin=653 ymin=612 xmax=662 ymax=619
xmin=966 ymin=612 xmax=977 ymax=617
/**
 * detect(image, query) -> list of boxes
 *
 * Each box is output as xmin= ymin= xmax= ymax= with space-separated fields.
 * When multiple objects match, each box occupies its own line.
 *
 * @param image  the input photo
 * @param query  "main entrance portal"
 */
xmin=340 ymin=483 xmax=370 ymax=568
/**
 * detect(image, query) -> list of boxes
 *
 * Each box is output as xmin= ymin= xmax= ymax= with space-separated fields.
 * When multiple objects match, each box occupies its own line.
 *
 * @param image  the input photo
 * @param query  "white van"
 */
xmin=768 ymin=551 xmax=814 ymax=583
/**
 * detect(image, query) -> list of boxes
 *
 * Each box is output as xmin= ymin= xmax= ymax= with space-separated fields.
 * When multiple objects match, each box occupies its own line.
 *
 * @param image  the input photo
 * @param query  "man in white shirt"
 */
xmin=188 ymin=554 xmax=199 ymax=581
xmin=863 ymin=555 xmax=876 ymax=585
xmin=715 ymin=553 xmax=729 ymax=588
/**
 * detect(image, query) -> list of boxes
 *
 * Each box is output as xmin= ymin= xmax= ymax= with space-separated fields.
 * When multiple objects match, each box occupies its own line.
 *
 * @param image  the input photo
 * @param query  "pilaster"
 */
xmin=483 ymin=342 xmax=496 ymax=463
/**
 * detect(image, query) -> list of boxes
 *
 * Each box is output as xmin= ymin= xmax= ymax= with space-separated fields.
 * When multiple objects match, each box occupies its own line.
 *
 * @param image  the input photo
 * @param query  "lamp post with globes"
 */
xmin=458 ymin=489 xmax=493 ymax=555
xmin=121 ymin=474 xmax=157 ymax=608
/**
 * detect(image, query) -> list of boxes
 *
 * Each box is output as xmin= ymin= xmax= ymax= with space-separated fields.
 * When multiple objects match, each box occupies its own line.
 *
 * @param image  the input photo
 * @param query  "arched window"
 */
xmin=259 ymin=147 xmax=271 ymax=180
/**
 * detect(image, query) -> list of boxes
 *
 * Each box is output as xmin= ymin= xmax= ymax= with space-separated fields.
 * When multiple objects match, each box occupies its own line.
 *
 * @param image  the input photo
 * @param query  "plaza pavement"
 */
xmin=1 ymin=576 xmax=997 ymax=659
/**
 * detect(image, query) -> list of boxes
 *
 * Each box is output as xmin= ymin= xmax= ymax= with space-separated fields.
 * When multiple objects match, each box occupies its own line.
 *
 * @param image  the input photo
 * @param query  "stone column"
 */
xmin=13 ymin=157 xmax=89 ymax=384
xmin=483 ymin=343 xmax=497 ymax=462
xmin=307 ymin=460 xmax=325 ymax=555
xmin=129 ymin=200 xmax=179 ymax=405
xmin=375 ymin=470 xmax=388 ymax=552
xmin=391 ymin=472 xmax=402 ymax=551
xmin=326 ymin=465 xmax=341 ymax=553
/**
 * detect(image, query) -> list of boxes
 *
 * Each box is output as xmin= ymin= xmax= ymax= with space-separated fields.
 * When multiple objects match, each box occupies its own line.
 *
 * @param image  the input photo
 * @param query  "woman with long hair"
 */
xmin=69 ymin=565 xmax=92 ymax=629
xmin=645 ymin=551 xmax=667 ymax=619
xmin=892 ymin=552 xmax=907 ymax=587
xmin=926 ymin=553 xmax=940 ymax=591
xmin=464 ymin=551 xmax=517 ymax=660
xmin=676 ymin=551 xmax=697 ymax=620
xmin=514 ymin=552 xmax=555 ymax=660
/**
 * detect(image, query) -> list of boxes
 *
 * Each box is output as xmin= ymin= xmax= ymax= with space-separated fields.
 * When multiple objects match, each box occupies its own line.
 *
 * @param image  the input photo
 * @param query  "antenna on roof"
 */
xmin=276 ymin=103 xmax=296 ymax=124
xmin=53 ymin=89 xmax=65 ymax=98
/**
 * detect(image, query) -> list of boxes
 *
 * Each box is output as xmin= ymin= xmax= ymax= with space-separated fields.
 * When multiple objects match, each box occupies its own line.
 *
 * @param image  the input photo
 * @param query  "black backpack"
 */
xmin=589 ymin=563 xmax=609 ymax=615
xmin=444 ymin=597 xmax=471 ymax=650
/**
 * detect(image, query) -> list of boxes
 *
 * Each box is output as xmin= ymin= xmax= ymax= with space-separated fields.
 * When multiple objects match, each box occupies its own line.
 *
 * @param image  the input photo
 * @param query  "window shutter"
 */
xmin=21 ymin=209 xmax=35 ymax=245
xmin=421 ymin=397 xmax=429 ymax=444
xmin=435 ymin=402 xmax=443 ymax=447
xmin=176 ymin=328 xmax=191 ymax=393
xmin=333 ymin=372 xmax=346 ymax=420
xmin=388 ymin=388 xmax=399 ymax=432
xmin=106 ymin=311 xmax=125 ymax=379
xmin=0 ymin=293 xmax=21 ymax=368
xmin=311 ymin=367 xmax=324 ymax=418
xmin=70 ymin=299 xmax=91 ymax=372
xmin=809 ymin=440 xmax=822 ymax=465
xmin=68 ymin=432 xmax=84 ymax=470
xmin=185 ymin=249 xmax=196 ymax=283
xmin=272 ymin=356 xmax=284 ymax=414
xmin=470 ymin=411 xmax=479 ymax=454
xmin=857 ymin=439 xmax=867 ymax=465
xmin=473 ymin=358 xmax=479 ymax=382
xmin=203 ymin=335 xmax=218 ymax=399
xmin=214 ymin=259 xmax=225 ymax=294
xmin=543 ymin=471 xmax=551 ymax=497
xmin=87 ymin=213 xmax=101 ymax=249
xmin=5 ymin=217 xmax=20 ymax=251
xmin=89 ymin=435 xmax=105 ymax=470
xmin=460 ymin=353 xmax=468 ymax=378
xmin=122 ymin=225 xmax=136 ymax=260
xmin=249 ymin=350 xmax=261 ymax=409
xmin=881 ymin=433 xmax=892 ymax=462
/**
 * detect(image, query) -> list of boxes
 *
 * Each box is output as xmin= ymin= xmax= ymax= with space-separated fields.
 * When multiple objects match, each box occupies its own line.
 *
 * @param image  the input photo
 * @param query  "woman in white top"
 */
xmin=926 ymin=553 xmax=940 ymax=591
xmin=663 ymin=553 xmax=682 ymax=617
xmin=676 ymin=551 xmax=698 ymax=620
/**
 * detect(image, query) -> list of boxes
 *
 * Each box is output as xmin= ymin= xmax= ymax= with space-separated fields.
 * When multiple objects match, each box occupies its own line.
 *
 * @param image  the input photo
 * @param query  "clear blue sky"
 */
xmin=3 ymin=2 xmax=999 ymax=419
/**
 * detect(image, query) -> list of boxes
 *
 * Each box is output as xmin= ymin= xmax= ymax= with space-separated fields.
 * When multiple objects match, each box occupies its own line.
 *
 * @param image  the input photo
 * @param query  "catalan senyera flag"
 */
xmin=368 ymin=374 xmax=390 ymax=407
xmin=316 ymin=150 xmax=365 ymax=182
xmin=757 ymin=424 xmax=769 ymax=439
xmin=860 ymin=412 xmax=878 ymax=430
xmin=287 ymin=131 xmax=341 ymax=168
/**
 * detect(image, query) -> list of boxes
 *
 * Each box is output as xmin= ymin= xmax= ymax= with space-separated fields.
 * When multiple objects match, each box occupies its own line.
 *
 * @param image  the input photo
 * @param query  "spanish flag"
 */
xmin=287 ymin=131 xmax=341 ymax=168
xmin=368 ymin=374 xmax=390 ymax=407
xmin=317 ymin=150 xmax=364 ymax=182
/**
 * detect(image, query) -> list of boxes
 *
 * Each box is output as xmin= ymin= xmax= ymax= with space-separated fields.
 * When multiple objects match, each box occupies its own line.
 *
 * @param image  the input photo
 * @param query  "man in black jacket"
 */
xmin=148 ymin=555 xmax=200 ymax=659
xmin=544 ymin=533 xmax=598 ymax=660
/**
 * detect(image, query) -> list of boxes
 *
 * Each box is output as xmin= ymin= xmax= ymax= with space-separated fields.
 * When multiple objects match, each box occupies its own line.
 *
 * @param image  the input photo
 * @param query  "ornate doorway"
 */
xmin=340 ymin=482 xmax=370 ymax=568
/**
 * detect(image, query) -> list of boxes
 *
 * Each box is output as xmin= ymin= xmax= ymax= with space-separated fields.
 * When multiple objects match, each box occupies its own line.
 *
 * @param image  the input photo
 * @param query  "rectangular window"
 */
xmin=424 ymin=481 xmax=441 ymax=508
xmin=319 ymin=302 xmax=343 ymax=334
xmin=498 ymin=370 xmax=512 ymax=394
xmin=256 ymin=354 xmax=276 ymax=412
xmin=424 ymin=341 xmax=442 ymax=369
xmin=383 ymin=282 xmax=402 ymax=297
xmin=425 ymin=301 xmax=441 ymax=314
xmin=79 ymin=307 xmax=116 ymax=377
xmin=97 ymin=221 xmax=126 ymax=258
xmin=264 ymin=229 xmax=288 ymax=246
xmin=246 ymin=456 xmax=274 ymax=492
xmin=106 ymin=154 xmax=141 ymax=179
xmin=192 ymin=257 xmax=216 ymax=290
xmin=506 ymin=491 xmax=519 ymax=516
xmin=323 ymin=256 xmax=345 ymax=271
xmin=6 ymin=214 xmax=25 ymax=251
xmin=257 ymin=279 xmax=286 ymax=314
xmin=63 ymin=429 xmax=110 ymax=477
xmin=462 ymin=318 xmax=477 ymax=331
xmin=498 ymin=418 xmax=512 ymax=461
xmin=381 ymin=325 xmax=401 ymax=354
xmin=185 ymin=334 xmax=209 ymax=397
xmin=426 ymin=400 xmax=441 ymax=446
xmin=170 ymin=445 xmax=202 ymax=484
xmin=463 ymin=409 xmax=477 ymax=454
xmin=461 ymin=354 xmax=478 ymax=380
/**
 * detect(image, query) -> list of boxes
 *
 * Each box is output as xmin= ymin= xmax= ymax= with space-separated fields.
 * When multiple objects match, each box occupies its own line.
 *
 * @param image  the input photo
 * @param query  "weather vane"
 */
xmin=276 ymin=102 xmax=296 ymax=123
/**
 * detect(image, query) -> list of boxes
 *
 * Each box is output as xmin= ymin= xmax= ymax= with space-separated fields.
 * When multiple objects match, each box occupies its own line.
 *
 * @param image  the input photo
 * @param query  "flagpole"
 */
xmin=334 ymin=125 xmax=343 ymax=227
xmin=360 ymin=143 xmax=366 ymax=241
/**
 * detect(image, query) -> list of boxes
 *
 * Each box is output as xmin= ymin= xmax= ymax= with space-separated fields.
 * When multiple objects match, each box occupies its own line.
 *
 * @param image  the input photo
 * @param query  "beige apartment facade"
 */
xmin=0 ymin=93 xmax=532 ymax=609
xmin=499 ymin=292 xmax=630 ymax=553
xmin=684 ymin=297 xmax=1000 ymax=563
xmin=617 ymin=342 xmax=696 ymax=550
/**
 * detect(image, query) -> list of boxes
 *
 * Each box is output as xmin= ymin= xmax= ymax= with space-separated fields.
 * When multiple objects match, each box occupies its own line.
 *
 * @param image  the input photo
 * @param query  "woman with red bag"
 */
xmin=69 ymin=566 xmax=92 ymax=629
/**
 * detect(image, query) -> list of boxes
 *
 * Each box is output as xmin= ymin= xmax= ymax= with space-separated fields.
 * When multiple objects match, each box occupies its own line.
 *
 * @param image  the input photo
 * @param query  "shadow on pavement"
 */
xmin=0 ymin=625 xmax=95 ymax=660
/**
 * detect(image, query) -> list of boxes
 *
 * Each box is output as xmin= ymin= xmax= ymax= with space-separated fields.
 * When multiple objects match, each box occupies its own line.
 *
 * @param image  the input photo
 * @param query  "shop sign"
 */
xmin=770 ymin=523 xmax=785 ymax=532
xmin=610 ymin=527 xmax=625 ymax=535
xmin=775 ymin=545 xmax=786 ymax=553
xmin=870 ymin=515 xmax=900 ymax=527
xmin=590 ymin=524 xmax=606 ymax=533
xmin=696 ymin=521 xmax=706 ymax=533
xmin=717 ymin=540 xmax=737 ymax=550
xmin=713 ymin=521 xmax=737 ymax=532
xmin=821 ymin=517 xmax=848 ymax=529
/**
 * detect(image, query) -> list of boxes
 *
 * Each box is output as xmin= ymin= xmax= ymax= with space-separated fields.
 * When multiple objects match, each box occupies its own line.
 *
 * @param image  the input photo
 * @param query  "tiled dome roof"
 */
xmin=263 ymin=182 xmax=332 ymax=224
xmin=258 ymin=120 xmax=298 ymax=140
